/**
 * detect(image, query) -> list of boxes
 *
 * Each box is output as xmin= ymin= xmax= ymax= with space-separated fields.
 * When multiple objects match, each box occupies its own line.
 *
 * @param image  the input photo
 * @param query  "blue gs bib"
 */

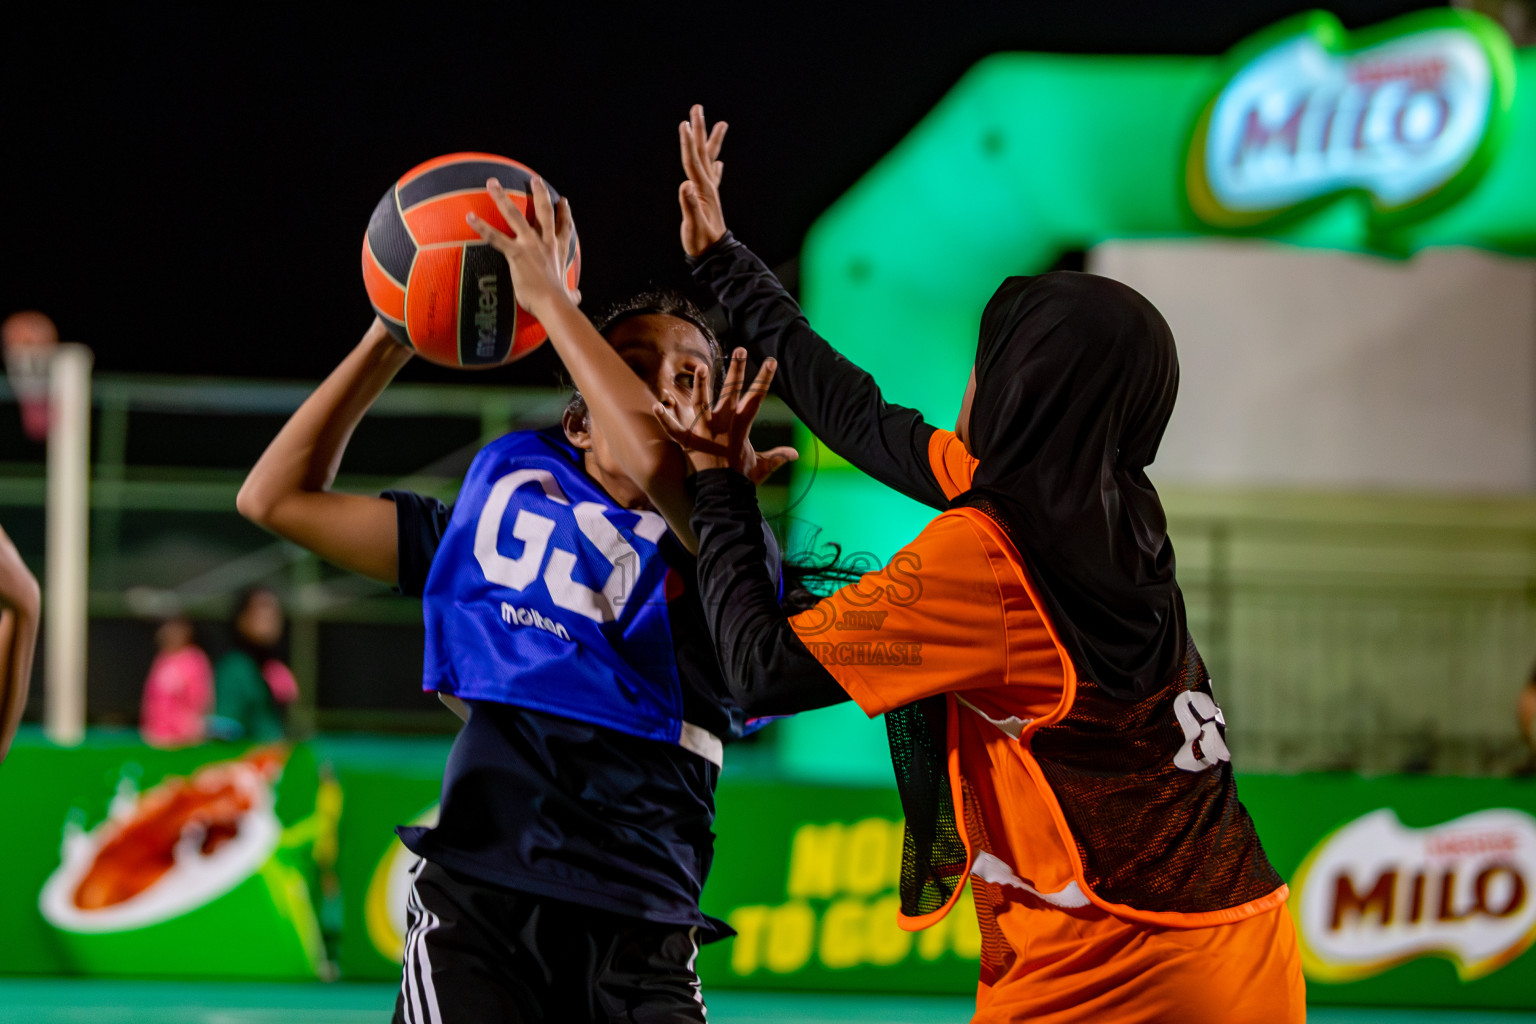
xmin=422 ymin=429 xmax=693 ymax=747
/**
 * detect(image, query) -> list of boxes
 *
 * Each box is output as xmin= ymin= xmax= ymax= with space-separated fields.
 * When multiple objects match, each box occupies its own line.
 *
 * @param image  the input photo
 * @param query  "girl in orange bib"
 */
xmin=661 ymin=105 xmax=1305 ymax=1024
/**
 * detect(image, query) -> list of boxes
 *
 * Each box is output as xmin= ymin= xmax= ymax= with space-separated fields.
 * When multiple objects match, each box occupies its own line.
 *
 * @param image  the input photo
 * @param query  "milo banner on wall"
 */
xmin=695 ymin=781 xmax=980 ymax=990
xmin=1293 ymin=808 xmax=1536 ymax=982
xmin=1242 ymin=775 xmax=1536 ymax=1009
xmin=696 ymin=776 xmax=1536 ymax=1008
xmin=1 ymin=731 xmax=1534 ymax=1008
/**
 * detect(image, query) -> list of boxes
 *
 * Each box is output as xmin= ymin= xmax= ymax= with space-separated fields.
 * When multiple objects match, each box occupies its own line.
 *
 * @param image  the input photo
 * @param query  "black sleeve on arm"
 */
xmin=688 ymin=470 xmax=850 ymax=717
xmin=382 ymin=490 xmax=451 ymax=597
xmin=690 ymin=235 xmax=948 ymax=511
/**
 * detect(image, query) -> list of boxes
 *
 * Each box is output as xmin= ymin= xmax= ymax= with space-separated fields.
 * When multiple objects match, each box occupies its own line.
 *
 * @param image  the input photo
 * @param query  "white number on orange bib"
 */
xmin=1172 ymin=691 xmax=1231 ymax=772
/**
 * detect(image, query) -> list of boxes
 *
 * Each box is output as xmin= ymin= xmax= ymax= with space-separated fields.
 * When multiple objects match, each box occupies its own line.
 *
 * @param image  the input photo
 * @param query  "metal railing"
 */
xmin=0 ymin=373 xmax=794 ymax=733
xmin=3 ymin=377 xmax=1535 ymax=770
xmin=1165 ymin=487 xmax=1536 ymax=774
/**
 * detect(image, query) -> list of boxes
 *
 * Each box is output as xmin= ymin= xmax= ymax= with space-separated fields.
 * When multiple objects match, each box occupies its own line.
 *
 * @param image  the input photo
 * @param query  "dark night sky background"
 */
xmin=3 ymin=1 xmax=1439 ymax=390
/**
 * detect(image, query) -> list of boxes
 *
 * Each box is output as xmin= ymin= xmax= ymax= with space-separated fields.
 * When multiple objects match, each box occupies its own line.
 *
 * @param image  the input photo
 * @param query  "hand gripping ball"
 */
xmin=361 ymin=153 xmax=581 ymax=368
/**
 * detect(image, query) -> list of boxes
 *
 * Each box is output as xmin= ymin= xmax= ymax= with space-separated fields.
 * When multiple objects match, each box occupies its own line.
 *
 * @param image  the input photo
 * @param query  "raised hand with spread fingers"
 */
xmin=653 ymin=347 xmax=796 ymax=482
xmin=679 ymin=104 xmax=729 ymax=258
xmin=467 ymin=176 xmax=581 ymax=320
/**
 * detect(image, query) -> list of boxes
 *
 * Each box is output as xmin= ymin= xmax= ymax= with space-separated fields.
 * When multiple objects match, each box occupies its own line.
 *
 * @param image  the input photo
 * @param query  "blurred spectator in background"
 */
xmin=0 ymin=522 xmax=40 ymax=764
xmin=210 ymin=587 xmax=296 ymax=742
xmin=1518 ymin=659 xmax=1536 ymax=774
xmin=138 ymin=615 xmax=213 ymax=748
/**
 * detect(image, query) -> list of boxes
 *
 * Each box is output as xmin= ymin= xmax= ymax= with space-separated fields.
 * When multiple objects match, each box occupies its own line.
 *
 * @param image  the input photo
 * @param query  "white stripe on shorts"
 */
xmin=685 ymin=925 xmax=706 ymax=1019
xmin=401 ymin=872 xmax=425 ymax=1023
xmin=400 ymin=862 xmax=444 ymax=1024
xmin=414 ymin=902 xmax=443 ymax=1024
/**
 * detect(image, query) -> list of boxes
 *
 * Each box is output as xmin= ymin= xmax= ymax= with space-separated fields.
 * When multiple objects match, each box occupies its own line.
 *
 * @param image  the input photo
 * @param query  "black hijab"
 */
xmin=956 ymin=272 xmax=1185 ymax=700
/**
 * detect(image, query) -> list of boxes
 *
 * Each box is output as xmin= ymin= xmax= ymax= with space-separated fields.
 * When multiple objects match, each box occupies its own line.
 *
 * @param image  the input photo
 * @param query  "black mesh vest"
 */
xmin=887 ymin=504 xmax=1283 ymax=925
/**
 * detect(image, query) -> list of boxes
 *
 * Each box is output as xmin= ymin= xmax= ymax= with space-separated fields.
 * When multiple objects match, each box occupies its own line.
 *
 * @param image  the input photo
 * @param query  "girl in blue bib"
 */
xmin=239 ymin=169 xmax=823 ymax=1022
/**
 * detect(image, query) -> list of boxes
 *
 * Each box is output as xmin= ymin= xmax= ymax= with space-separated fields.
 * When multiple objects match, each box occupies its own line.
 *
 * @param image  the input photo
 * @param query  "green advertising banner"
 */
xmin=319 ymin=735 xmax=449 ymax=981
xmin=1242 ymin=774 xmax=1536 ymax=1010
xmin=2 ymin=730 xmax=1535 ymax=1009
xmin=0 ymin=731 xmax=329 ymax=980
xmin=699 ymin=774 xmax=1536 ymax=1009
xmin=695 ymin=780 xmax=979 ymax=992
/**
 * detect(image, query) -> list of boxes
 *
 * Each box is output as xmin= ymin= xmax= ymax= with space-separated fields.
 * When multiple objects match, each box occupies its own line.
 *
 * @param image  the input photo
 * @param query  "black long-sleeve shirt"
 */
xmin=690 ymin=233 xmax=949 ymax=510
xmin=686 ymin=235 xmax=953 ymax=715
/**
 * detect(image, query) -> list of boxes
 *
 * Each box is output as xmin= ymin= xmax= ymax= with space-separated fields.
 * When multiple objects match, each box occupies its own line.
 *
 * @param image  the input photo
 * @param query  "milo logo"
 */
xmin=1187 ymin=10 xmax=1513 ymax=232
xmin=1292 ymin=808 xmax=1536 ymax=982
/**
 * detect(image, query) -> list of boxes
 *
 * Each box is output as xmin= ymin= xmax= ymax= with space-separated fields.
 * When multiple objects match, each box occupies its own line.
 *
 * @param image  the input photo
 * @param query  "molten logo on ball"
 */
xmin=1292 ymin=807 xmax=1536 ymax=982
xmin=475 ymin=275 xmax=499 ymax=360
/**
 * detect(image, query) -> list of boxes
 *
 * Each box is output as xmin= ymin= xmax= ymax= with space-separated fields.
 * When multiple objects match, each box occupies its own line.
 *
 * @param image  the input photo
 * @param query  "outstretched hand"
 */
xmin=679 ymin=104 xmax=729 ymax=258
xmin=466 ymin=176 xmax=581 ymax=319
xmin=654 ymin=349 xmax=798 ymax=483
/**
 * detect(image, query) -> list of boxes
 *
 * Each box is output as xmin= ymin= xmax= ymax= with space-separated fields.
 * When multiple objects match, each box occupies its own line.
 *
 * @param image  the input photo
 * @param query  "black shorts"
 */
xmin=391 ymin=859 xmax=709 ymax=1024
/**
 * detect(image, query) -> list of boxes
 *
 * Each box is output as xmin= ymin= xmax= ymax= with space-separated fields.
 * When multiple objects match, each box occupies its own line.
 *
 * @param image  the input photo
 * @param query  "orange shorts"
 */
xmin=972 ymin=894 xmax=1305 ymax=1024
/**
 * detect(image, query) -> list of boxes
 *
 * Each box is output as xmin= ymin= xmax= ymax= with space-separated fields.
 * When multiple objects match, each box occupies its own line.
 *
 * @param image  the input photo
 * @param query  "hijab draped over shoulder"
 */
xmin=956 ymin=272 xmax=1185 ymax=700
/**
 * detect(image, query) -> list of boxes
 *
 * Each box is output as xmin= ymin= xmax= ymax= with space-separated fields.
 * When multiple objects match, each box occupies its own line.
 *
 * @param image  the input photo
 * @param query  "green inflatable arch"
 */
xmin=779 ymin=7 xmax=1536 ymax=777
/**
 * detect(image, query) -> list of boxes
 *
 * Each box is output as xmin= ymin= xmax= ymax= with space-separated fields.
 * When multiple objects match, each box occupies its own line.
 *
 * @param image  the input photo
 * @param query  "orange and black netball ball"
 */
xmin=361 ymin=153 xmax=580 ymax=368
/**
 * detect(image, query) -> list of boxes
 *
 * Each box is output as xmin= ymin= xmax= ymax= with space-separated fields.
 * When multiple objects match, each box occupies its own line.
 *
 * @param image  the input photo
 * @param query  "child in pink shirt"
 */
xmin=139 ymin=616 xmax=213 ymax=748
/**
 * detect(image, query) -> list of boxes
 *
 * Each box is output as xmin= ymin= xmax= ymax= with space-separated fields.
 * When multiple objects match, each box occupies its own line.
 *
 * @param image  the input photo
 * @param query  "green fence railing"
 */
xmin=3 ymin=377 xmax=1534 ymax=770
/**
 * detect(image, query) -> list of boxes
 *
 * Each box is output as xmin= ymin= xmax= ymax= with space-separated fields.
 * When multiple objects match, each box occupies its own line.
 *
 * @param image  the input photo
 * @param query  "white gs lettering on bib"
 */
xmin=472 ymin=468 xmax=667 ymax=624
